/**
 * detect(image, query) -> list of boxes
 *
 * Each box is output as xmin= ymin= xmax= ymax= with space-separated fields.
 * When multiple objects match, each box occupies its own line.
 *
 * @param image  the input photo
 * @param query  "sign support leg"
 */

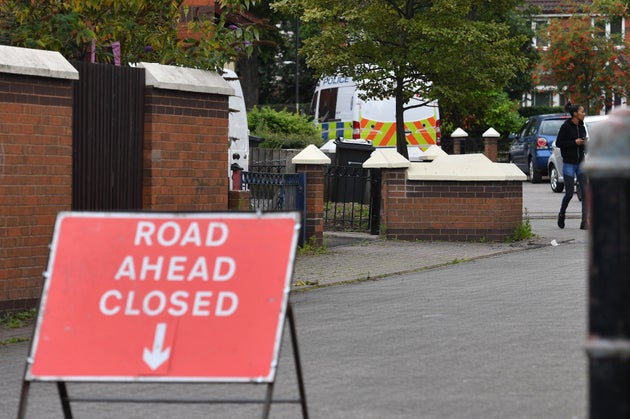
xmin=261 ymin=382 xmax=275 ymax=419
xmin=57 ymin=381 xmax=74 ymax=419
xmin=287 ymin=303 xmax=309 ymax=419
xmin=17 ymin=379 xmax=31 ymax=419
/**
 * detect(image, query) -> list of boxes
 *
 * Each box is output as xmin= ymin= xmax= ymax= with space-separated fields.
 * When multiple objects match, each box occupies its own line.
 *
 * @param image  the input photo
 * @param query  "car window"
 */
xmin=585 ymin=118 xmax=607 ymax=139
xmin=524 ymin=119 xmax=539 ymax=137
xmin=514 ymin=121 xmax=528 ymax=138
xmin=540 ymin=119 xmax=565 ymax=136
xmin=585 ymin=120 xmax=604 ymax=130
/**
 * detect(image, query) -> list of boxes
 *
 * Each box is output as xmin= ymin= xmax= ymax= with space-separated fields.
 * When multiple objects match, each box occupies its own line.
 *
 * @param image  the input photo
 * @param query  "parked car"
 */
xmin=508 ymin=113 xmax=570 ymax=183
xmin=547 ymin=114 xmax=609 ymax=195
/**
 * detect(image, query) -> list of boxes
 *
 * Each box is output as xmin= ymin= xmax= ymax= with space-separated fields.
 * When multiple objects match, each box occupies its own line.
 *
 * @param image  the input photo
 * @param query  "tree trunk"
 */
xmin=237 ymin=53 xmax=260 ymax=109
xmin=395 ymin=79 xmax=409 ymax=159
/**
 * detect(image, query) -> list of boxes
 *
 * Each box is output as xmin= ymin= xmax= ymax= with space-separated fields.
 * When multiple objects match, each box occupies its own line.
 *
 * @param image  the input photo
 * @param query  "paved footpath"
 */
xmin=293 ymin=176 xmax=587 ymax=289
xmin=293 ymin=233 xmax=539 ymax=289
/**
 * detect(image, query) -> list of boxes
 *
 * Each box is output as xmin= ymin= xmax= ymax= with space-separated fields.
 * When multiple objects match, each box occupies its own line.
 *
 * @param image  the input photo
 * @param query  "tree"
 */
xmin=534 ymin=0 xmax=630 ymax=114
xmin=498 ymin=2 xmax=540 ymax=102
xmin=241 ymin=2 xmax=317 ymax=110
xmin=0 ymin=0 xmax=260 ymax=71
xmin=271 ymin=0 xmax=528 ymax=158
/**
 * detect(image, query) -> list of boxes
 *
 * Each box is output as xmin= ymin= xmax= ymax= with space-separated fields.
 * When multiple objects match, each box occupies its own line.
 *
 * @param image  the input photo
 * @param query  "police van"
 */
xmin=310 ymin=75 xmax=441 ymax=150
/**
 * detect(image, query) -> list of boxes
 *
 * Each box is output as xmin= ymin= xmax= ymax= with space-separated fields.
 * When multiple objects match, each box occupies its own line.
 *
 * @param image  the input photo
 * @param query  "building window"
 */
xmin=533 ymin=91 xmax=552 ymax=107
xmin=594 ymin=17 xmax=607 ymax=39
xmin=610 ymin=16 xmax=623 ymax=34
xmin=559 ymin=94 xmax=568 ymax=108
xmin=591 ymin=15 xmax=625 ymax=44
xmin=609 ymin=15 xmax=624 ymax=44
xmin=532 ymin=19 xmax=550 ymax=49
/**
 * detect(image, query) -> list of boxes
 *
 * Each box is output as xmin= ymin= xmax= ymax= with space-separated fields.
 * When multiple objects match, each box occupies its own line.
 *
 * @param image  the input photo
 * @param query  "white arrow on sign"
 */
xmin=143 ymin=323 xmax=171 ymax=371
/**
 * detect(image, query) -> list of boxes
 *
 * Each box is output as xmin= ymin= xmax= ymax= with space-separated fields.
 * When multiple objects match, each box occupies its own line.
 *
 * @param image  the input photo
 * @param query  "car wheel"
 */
xmin=549 ymin=164 xmax=564 ymax=193
xmin=529 ymin=158 xmax=541 ymax=184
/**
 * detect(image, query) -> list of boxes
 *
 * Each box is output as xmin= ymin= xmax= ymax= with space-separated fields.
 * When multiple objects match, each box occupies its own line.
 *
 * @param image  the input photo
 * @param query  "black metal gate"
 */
xmin=240 ymin=171 xmax=306 ymax=245
xmin=324 ymin=166 xmax=381 ymax=234
xmin=71 ymin=61 xmax=145 ymax=210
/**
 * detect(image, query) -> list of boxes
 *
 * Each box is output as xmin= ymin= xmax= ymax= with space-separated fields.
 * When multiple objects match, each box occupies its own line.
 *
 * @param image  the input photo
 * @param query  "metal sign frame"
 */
xmin=17 ymin=211 xmax=308 ymax=418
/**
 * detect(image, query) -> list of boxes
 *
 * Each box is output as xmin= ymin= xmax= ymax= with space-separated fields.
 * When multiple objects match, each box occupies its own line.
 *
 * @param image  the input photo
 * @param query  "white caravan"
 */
xmin=222 ymin=69 xmax=249 ymax=189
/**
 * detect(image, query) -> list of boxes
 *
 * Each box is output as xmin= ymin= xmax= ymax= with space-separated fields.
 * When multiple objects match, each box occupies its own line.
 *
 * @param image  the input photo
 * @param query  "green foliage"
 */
xmin=477 ymin=91 xmax=526 ymax=138
xmin=0 ymin=308 xmax=36 ymax=329
xmin=248 ymin=106 xmax=322 ymax=149
xmin=442 ymin=90 xmax=526 ymax=139
xmin=253 ymin=132 xmax=320 ymax=149
xmin=0 ymin=336 xmax=31 ymax=345
xmin=503 ymin=4 xmax=540 ymax=102
xmin=0 ymin=0 xmax=260 ymax=71
xmin=297 ymin=236 xmax=327 ymax=255
xmin=323 ymin=202 xmax=370 ymax=232
xmin=506 ymin=212 xmax=534 ymax=243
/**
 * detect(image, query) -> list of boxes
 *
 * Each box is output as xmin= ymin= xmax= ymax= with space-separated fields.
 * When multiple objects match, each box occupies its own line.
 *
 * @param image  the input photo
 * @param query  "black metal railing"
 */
xmin=324 ymin=166 xmax=381 ymax=234
xmin=240 ymin=171 xmax=306 ymax=244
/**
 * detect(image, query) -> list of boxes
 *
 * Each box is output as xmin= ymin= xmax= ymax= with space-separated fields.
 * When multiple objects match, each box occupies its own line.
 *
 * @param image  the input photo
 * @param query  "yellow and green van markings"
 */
xmin=319 ymin=115 xmax=437 ymax=147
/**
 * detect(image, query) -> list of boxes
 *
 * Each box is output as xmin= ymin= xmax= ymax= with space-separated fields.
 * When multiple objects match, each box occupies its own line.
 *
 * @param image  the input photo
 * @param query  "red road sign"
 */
xmin=26 ymin=212 xmax=299 ymax=382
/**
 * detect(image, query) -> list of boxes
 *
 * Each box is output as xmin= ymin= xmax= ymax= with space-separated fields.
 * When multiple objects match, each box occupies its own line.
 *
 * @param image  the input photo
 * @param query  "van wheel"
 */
xmin=549 ymin=165 xmax=564 ymax=192
xmin=529 ymin=158 xmax=541 ymax=184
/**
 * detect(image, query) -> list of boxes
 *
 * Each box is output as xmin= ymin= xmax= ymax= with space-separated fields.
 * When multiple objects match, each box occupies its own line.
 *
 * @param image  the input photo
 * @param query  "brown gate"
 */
xmin=71 ymin=61 xmax=145 ymax=210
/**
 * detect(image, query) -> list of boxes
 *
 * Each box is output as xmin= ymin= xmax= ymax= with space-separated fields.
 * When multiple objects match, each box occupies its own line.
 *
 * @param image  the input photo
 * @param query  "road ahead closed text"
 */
xmin=101 ymin=221 xmax=239 ymax=318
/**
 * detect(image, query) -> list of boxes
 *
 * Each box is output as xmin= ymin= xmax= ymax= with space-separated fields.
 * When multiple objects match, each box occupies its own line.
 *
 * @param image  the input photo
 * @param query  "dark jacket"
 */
xmin=555 ymin=118 xmax=587 ymax=165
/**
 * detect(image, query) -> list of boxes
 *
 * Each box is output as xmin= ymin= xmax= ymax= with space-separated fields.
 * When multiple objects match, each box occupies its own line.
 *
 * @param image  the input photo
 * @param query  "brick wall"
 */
xmin=143 ymin=87 xmax=229 ymax=211
xmin=1 ymin=72 xmax=232 ymax=313
xmin=380 ymin=169 xmax=523 ymax=241
xmin=0 ymin=73 xmax=73 ymax=312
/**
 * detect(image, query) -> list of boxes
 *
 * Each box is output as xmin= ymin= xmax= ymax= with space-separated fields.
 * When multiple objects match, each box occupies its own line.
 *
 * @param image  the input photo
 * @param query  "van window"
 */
xmin=308 ymin=92 xmax=318 ymax=119
xmin=318 ymin=88 xmax=337 ymax=122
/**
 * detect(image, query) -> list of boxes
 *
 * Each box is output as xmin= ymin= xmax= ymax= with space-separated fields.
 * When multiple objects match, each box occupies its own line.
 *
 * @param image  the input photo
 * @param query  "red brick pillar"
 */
xmin=451 ymin=128 xmax=468 ymax=155
xmin=295 ymin=165 xmax=325 ymax=246
xmin=228 ymin=190 xmax=250 ymax=210
xmin=483 ymin=128 xmax=500 ymax=162
xmin=140 ymin=63 xmax=233 ymax=212
xmin=484 ymin=137 xmax=498 ymax=161
xmin=378 ymin=168 xmax=408 ymax=240
xmin=362 ymin=148 xmax=412 ymax=240
xmin=292 ymin=145 xmax=331 ymax=246
xmin=0 ymin=46 xmax=76 ymax=312
xmin=143 ymin=88 xmax=229 ymax=211
xmin=453 ymin=139 xmax=461 ymax=154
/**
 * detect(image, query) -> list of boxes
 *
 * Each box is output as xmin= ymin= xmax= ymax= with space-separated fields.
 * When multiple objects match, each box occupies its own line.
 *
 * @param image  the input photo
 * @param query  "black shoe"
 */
xmin=558 ymin=213 xmax=565 ymax=229
xmin=580 ymin=220 xmax=587 ymax=230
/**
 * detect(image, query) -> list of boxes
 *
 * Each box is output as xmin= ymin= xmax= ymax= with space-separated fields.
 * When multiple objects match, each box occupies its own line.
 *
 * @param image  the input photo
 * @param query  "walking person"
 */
xmin=556 ymin=102 xmax=588 ymax=229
